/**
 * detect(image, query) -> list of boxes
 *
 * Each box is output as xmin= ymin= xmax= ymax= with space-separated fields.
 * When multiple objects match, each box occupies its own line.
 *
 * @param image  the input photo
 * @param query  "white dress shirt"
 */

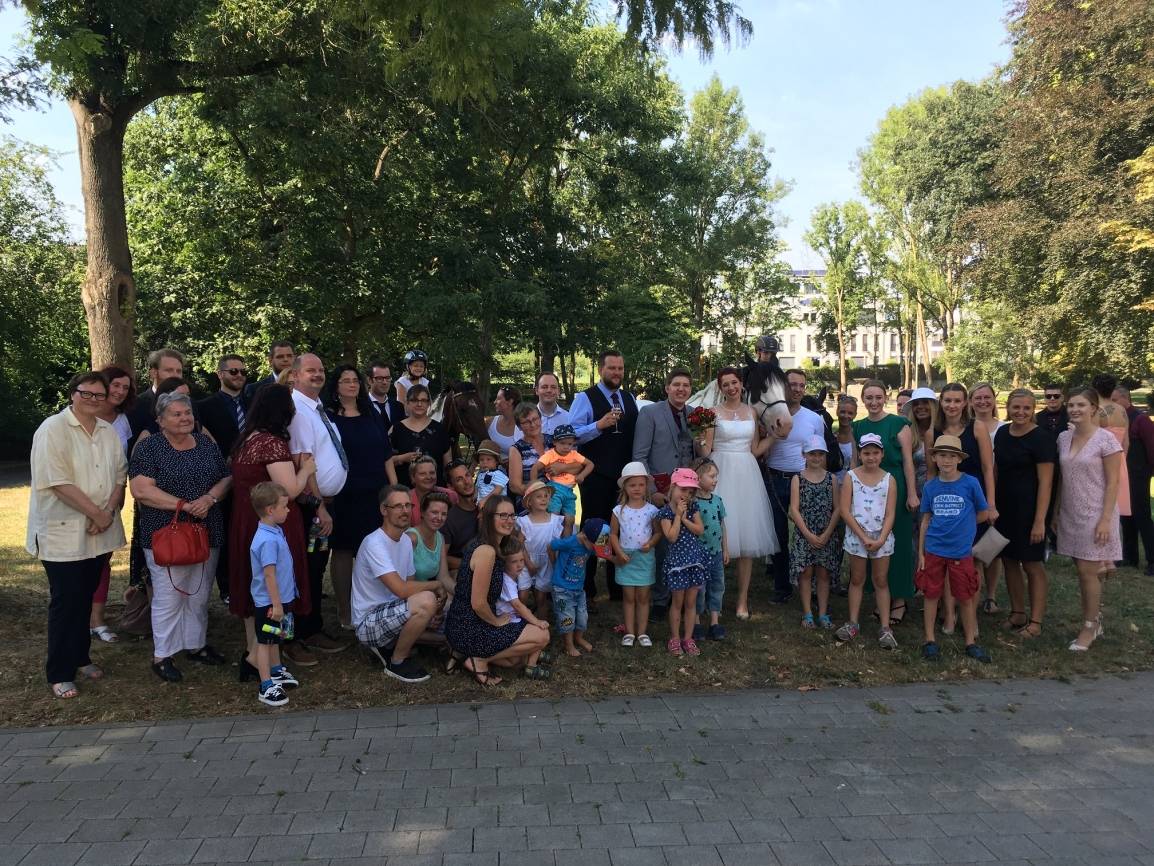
xmin=289 ymin=389 xmax=349 ymax=497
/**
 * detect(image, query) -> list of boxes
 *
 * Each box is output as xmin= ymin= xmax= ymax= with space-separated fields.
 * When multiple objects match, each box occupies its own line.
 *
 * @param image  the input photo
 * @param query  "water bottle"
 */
xmin=307 ymin=516 xmax=323 ymax=553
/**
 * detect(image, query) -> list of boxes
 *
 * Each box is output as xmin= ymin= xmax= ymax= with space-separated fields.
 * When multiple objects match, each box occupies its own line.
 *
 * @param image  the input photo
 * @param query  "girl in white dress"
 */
xmin=695 ymin=367 xmax=779 ymax=620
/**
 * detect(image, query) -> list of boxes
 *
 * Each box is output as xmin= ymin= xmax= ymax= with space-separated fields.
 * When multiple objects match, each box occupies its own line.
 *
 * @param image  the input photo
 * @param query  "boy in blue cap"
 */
xmin=549 ymin=518 xmax=603 ymax=656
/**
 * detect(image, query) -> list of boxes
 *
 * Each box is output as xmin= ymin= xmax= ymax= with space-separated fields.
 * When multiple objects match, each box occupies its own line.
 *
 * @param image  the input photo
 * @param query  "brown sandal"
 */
xmin=1016 ymin=619 xmax=1043 ymax=638
xmin=1002 ymin=611 xmax=1027 ymax=630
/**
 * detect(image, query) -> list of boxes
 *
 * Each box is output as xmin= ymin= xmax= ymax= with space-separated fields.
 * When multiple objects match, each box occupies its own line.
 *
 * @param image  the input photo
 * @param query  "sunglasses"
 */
xmin=1044 ymin=394 xmax=1062 ymax=399
xmin=222 ymin=368 xmax=247 ymax=376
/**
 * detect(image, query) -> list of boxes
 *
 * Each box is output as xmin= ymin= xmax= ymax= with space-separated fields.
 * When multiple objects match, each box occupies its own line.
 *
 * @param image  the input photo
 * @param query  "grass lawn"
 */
xmin=2 ymin=461 xmax=1153 ymax=729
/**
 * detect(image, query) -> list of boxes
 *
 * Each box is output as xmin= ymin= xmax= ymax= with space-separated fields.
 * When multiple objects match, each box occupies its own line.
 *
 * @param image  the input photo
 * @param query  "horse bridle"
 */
xmin=753 ymin=397 xmax=788 ymax=428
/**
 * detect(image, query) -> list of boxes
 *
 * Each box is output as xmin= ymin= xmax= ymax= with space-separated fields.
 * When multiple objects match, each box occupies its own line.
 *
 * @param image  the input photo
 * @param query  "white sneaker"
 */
xmin=878 ymin=628 xmax=898 ymax=650
xmin=621 ymin=634 xmax=636 ymax=647
xmin=258 ymin=683 xmax=289 ymax=707
xmin=637 ymin=634 xmax=653 ymax=648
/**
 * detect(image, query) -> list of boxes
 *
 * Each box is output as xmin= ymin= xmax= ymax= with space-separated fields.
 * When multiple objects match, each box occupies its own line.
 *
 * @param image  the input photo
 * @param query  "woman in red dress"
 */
xmin=228 ymin=385 xmax=316 ymax=677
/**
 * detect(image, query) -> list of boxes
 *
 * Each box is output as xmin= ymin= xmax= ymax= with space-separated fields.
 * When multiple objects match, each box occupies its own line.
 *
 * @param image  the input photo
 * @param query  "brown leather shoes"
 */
xmin=282 ymin=641 xmax=318 ymax=667
xmin=303 ymin=632 xmax=349 ymax=654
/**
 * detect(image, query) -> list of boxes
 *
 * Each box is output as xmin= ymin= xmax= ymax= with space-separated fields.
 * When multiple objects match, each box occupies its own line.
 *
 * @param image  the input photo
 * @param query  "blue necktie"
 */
xmin=317 ymin=405 xmax=349 ymax=470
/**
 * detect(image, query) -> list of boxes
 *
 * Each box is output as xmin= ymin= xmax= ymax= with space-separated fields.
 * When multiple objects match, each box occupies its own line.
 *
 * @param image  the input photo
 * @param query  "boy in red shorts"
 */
xmin=917 ymin=434 xmax=991 ymax=663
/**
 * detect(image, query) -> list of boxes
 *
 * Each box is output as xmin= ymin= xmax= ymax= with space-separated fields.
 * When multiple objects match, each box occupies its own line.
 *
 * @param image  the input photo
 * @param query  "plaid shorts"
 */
xmin=355 ymin=598 xmax=411 ymax=649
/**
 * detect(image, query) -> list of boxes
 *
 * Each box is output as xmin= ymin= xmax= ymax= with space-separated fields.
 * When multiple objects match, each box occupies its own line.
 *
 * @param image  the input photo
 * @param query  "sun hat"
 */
xmin=930 ymin=434 xmax=968 ymax=459
xmin=581 ymin=517 xmax=606 ymax=541
xmin=617 ymin=460 xmax=652 ymax=488
xmin=552 ymin=423 xmax=577 ymax=441
xmin=909 ymin=386 xmax=938 ymax=402
xmin=803 ymin=435 xmax=828 ymax=454
xmin=670 ymin=467 xmax=699 ymax=488
xmin=522 ymin=480 xmax=550 ymax=501
xmin=475 ymin=439 xmax=502 ymax=458
xmin=858 ymin=432 xmax=884 ymax=451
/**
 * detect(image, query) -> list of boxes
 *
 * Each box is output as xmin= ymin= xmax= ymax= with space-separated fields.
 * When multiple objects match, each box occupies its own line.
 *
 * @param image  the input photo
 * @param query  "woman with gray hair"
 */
xmin=129 ymin=391 xmax=231 ymax=682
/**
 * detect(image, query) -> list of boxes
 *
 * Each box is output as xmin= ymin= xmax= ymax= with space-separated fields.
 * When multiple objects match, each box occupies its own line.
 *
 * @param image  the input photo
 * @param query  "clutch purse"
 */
xmin=971 ymin=525 xmax=1009 ymax=565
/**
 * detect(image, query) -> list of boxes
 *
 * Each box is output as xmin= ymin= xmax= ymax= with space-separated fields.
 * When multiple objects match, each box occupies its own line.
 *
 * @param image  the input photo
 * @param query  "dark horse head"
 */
xmin=437 ymin=380 xmax=488 ymax=457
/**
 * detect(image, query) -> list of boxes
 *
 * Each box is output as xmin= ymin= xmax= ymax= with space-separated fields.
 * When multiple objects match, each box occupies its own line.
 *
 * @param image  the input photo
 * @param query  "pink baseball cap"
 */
xmin=670 ymin=467 xmax=699 ymax=488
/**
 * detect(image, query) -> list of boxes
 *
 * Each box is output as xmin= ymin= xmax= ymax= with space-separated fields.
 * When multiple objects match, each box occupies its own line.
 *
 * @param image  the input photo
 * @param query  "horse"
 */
xmin=429 ymin=380 xmax=489 ymax=459
xmin=688 ymin=358 xmax=794 ymax=439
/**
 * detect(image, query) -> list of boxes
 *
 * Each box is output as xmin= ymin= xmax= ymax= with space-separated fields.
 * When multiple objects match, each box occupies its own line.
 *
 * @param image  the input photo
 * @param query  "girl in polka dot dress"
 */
xmin=657 ymin=468 xmax=708 ymax=657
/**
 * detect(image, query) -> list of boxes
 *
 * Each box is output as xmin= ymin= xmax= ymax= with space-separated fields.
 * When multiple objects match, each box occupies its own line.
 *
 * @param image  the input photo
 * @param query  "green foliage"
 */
xmin=965 ymin=0 xmax=1154 ymax=378
xmin=941 ymin=302 xmax=1038 ymax=390
xmin=0 ymin=137 xmax=88 ymax=456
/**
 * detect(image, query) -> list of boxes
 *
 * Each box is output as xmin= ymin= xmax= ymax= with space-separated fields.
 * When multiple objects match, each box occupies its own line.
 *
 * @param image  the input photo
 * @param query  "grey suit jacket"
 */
xmin=632 ymin=401 xmax=694 ymax=475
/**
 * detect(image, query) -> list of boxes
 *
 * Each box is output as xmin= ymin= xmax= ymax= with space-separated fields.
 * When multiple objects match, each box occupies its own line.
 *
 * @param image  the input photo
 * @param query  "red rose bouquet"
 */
xmin=687 ymin=406 xmax=717 ymax=438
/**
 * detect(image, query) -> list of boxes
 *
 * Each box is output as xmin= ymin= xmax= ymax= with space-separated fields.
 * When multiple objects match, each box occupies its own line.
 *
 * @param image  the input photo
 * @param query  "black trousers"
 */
xmin=1122 ymin=469 xmax=1154 ymax=567
xmin=765 ymin=470 xmax=795 ymax=598
xmin=44 ymin=555 xmax=108 ymax=683
xmin=214 ymin=498 xmax=232 ymax=599
xmin=296 ymin=501 xmax=332 ymax=640
xmin=579 ymin=473 xmax=622 ymax=601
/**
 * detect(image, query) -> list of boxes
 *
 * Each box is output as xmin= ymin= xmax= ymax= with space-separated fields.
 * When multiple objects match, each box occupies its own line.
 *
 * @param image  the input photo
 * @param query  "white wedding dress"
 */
xmin=710 ymin=417 xmax=779 ymax=557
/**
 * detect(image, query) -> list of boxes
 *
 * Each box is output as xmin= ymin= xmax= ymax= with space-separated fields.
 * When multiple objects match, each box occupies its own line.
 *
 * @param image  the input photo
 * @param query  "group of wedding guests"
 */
xmin=26 ymin=335 xmax=1153 ymax=701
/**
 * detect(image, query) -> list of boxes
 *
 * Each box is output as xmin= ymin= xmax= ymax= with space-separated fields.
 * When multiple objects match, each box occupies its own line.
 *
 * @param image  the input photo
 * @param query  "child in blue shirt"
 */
xmin=917 ymin=435 xmax=991 ymax=663
xmin=248 ymin=482 xmax=300 ymax=706
xmin=549 ymin=518 xmax=602 ymax=657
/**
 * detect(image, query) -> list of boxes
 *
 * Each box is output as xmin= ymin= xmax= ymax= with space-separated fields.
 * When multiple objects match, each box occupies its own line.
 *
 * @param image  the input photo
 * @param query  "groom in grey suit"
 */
xmin=632 ymin=368 xmax=696 ymax=612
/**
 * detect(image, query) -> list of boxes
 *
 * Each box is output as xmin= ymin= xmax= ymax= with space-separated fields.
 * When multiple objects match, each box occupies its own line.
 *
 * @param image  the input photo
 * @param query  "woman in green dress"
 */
xmin=853 ymin=380 xmax=919 ymax=623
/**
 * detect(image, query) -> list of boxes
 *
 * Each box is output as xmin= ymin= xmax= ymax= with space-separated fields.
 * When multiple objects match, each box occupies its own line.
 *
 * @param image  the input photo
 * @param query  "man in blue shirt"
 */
xmin=566 ymin=351 xmax=638 ymax=603
xmin=917 ymin=435 xmax=991 ymax=663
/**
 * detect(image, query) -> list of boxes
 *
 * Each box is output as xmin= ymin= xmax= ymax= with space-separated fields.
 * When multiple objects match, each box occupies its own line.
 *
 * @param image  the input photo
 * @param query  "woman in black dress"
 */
xmin=994 ymin=389 xmax=1056 ymax=637
xmin=444 ymin=496 xmax=550 ymax=685
xmin=389 ymin=384 xmax=452 ymax=487
xmin=326 ymin=365 xmax=391 ymax=630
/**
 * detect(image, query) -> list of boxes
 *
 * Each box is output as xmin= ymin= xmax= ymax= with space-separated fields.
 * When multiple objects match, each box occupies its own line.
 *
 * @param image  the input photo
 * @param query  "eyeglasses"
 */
xmin=494 ymin=512 xmax=517 ymax=520
xmin=384 ymin=502 xmax=414 ymax=510
xmin=222 ymin=368 xmax=247 ymax=376
xmin=74 ymin=390 xmax=108 ymax=401
xmin=371 ymin=375 xmax=392 ymax=382
xmin=409 ymin=398 xmax=430 ymax=404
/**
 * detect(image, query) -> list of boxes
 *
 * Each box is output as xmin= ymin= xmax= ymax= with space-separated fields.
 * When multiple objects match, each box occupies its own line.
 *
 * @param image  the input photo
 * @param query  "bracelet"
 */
xmin=208 ymin=495 xmax=218 ymax=505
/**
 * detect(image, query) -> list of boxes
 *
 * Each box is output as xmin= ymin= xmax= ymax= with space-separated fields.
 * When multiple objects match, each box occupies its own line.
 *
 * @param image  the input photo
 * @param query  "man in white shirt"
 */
xmin=765 ymin=368 xmax=827 ymax=604
xmin=534 ymin=372 xmax=571 ymax=437
xmin=352 ymin=485 xmax=441 ymax=683
xmin=287 ymin=353 xmax=350 ymax=661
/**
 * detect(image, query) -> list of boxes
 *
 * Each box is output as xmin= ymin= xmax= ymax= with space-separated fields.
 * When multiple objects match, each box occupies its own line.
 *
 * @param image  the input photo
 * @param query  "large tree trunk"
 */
xmin=836 ymin=326 xmax=847 ymax=392
xmin=916 ymin=303 xmax=934 ymax=386
xmin=71 ymin=99 xmax=135 ymax=370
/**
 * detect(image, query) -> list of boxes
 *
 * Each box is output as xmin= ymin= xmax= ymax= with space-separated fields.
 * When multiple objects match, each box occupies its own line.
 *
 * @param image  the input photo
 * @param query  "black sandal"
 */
xmin=889 ymin=602 xmax=907 ymax=626
xmin=445 ymin=651 xmax=466 ymax=675
xmin=1002 ymin=610 xmax=1027 ymax=630
xmin=464 ymin=657 xmax=501 ymax=687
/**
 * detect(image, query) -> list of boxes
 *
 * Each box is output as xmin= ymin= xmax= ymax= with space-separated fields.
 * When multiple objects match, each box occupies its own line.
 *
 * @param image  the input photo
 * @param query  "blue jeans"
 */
xmin=552 ymin=587 xmax=588 ymax=635
xmin=695 ymin=550 xmax=725 ymax=615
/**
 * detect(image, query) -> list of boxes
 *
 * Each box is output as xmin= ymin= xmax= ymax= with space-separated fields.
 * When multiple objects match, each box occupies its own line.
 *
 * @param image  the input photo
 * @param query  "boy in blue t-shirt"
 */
xmin=549 ymin=518 xmax=602 ymax=657
xmin=248 ymin=482 xmax=300 ymax=706
xmin=916 ymin=435 xmax=991 ymax=663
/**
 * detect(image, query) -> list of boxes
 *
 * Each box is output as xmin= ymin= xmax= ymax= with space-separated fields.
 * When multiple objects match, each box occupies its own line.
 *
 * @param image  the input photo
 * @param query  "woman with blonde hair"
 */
xmin=994 ymin=389 xmax=1056 ymax=637
xmin=1054 ymin=388 xmax=1123 ymax=651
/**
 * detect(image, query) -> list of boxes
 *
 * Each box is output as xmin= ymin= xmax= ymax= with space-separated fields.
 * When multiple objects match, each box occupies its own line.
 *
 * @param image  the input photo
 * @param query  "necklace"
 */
xmin=722 ymin=402 xmax=743 ymax=421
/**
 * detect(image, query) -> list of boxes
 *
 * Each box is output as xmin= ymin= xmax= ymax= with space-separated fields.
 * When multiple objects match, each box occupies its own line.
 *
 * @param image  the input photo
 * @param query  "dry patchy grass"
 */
xmin=2 ymin=463 xmax=1153 ymax=729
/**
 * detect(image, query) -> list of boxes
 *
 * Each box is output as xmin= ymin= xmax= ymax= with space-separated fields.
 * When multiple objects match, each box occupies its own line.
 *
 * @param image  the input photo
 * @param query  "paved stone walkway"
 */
xmin=2 ymin=674 xmax=1154 ymax=865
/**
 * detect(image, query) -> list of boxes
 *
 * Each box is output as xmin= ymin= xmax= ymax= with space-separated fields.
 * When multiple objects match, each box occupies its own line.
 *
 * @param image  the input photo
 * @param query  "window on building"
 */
xmin=849 ymin=334 xmax=856 ymax=352
xmin=890 ymin=333 xmax=897 ymax=353
xmin=789 ymin=334 xmax=796 ymax=352
xmin=806 ymin=335 xmax=812 ymax=353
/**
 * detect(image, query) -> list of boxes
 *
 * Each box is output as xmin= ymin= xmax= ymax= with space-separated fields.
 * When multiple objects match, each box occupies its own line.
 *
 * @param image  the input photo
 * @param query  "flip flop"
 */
xmin=51 ymin=682 xmax=78 ymax=699
xmin=78 ymin=664 xmax=104 ymax=680
xmin=90 ymin=626 xmax=119 ymax=643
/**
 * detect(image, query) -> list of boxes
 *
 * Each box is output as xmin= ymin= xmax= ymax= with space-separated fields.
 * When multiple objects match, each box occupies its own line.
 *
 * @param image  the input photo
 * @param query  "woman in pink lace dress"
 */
xmin=1054 ymin=388 xmax=1123 ymax=653
xmin=228 ymin=385 xmax=316 ymax=674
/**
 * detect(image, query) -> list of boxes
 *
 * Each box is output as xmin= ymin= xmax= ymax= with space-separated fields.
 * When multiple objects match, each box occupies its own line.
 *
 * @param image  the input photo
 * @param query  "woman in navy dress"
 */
xmin=444 ymin=496 xmax=550 ymax=685
xmin=326 ymin=366 xmax=391 ymax=629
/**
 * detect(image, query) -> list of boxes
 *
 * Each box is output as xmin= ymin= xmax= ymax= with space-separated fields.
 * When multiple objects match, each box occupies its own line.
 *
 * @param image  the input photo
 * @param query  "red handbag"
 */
xmin=151 ymin=500 xmax=209 ymax=567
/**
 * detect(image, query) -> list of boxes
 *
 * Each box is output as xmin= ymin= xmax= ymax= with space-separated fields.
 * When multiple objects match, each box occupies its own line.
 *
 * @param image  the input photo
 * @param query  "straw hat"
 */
xmin=930 ymin=434 xmax=968 ymax=459
xmin=617 ymin=460 xmax=652 ymax=488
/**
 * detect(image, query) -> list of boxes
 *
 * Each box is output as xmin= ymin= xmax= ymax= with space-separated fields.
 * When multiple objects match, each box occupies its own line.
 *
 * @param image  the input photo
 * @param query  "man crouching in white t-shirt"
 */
xmin=351 ymin=484 xmax=444 ymax=683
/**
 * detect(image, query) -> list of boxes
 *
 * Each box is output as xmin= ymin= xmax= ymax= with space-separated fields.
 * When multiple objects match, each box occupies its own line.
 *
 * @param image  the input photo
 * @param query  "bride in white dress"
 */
xmin=696 ymin=368 xmax=779 ymax=619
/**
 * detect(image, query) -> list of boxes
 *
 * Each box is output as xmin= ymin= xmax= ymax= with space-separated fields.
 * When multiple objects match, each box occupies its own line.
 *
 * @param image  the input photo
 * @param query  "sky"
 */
xmin=0 ymin=0 xmax=1010 ymax=267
